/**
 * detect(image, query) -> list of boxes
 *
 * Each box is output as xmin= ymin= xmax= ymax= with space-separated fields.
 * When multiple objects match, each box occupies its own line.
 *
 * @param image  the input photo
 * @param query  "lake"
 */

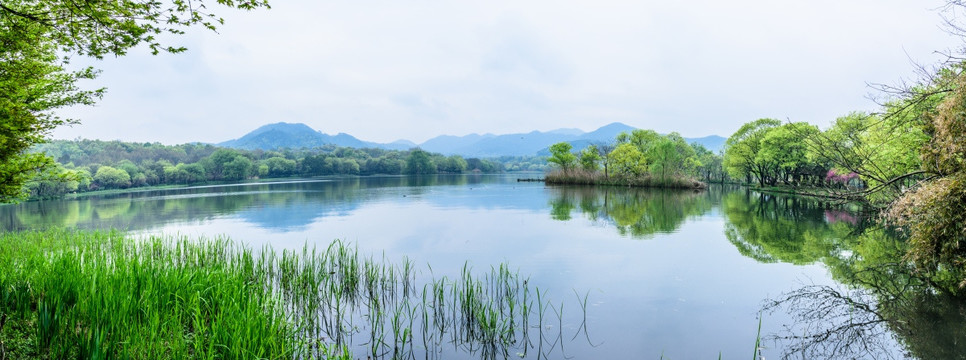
xmin=3 ymin=174 xmax=930 ymax=359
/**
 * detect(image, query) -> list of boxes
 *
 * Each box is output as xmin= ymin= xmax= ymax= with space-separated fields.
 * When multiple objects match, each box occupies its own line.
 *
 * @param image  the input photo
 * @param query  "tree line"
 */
xmin=720 ymin=112 xmax=924 ymax=202
xmin=25 ymin=140 xmax=501 ymax=199
xmin=719 ymin=51 xmax=966 ymax=294
xmin=545 ymin=130 xmax=725 ymax=187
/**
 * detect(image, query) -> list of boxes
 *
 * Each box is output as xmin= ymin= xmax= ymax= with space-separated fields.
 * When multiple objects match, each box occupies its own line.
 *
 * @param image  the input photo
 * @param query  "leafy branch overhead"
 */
xmin=0 ymin=0 xmax=270 ymax=57
xmin=0 ymin=0 xmax=269 ymax=202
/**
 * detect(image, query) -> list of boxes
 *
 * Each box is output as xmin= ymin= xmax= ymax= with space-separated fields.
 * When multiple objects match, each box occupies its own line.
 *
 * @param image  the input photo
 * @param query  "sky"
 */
xmin=53 ymin=0 xmax=958 ymax=145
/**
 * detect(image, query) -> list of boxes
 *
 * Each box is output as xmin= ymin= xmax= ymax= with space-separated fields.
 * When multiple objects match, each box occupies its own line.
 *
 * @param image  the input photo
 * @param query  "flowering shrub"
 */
xmin=825 ymin=169 xmax=859 ymax=184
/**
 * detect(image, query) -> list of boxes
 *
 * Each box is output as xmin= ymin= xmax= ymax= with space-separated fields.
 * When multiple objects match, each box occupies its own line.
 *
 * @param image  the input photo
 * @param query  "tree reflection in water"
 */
xmin=764 ymin=266 xmax=966 ymax=359
xmin=546 ymin=185 xmax=717 ymax=239
xmin=753 ymin=221 xmax=966 ymax=359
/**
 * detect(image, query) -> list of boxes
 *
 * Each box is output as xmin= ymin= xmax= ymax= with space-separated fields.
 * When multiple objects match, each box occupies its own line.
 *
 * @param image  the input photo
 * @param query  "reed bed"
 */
xmin=0 ymin=229 xmax=586 ymax=359
xmin=545 ymin=169 xmax=706 ymax=189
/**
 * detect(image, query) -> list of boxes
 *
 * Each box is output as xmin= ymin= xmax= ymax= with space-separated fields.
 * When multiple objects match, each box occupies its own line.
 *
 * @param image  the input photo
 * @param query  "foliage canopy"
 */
xmin=0 ymin=0 xmax=269 ymax=201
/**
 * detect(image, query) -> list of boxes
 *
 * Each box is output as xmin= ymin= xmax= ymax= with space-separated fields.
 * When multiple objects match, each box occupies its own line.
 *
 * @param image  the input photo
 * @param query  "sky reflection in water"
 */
xmin=3 ymin=175 xmax=913 ymax=359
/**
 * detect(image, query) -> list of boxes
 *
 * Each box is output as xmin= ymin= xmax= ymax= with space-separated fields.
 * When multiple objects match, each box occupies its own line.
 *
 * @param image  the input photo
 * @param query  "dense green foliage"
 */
xmin=0 ymin=229 xmax=312 ymax=359
xmin=885 ymin=72 xmax=966 ymax=290
xmin=0 ymin=0 xmax=270 ymax=59
xmin=722 ymin=119 xmax=829 ymax=187
xmin=547 ymin=142 xmax=578 ymax=170
xmin=0 ymin=0 xmax=270 ymax=202
xmin=718 ymin=52 xmax=966 ymax=291
xmin=544 ymin=130 xmax=724 ymax=188
xmin=0 ymin=12 xmax=102 ymax=202
xmin=24 ymin=140 xmax=501 ymax=199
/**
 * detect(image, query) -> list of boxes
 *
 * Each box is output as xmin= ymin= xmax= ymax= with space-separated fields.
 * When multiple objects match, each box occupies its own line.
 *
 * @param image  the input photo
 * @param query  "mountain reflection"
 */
xmin=0 ymin=176 xmax=488 ymax=232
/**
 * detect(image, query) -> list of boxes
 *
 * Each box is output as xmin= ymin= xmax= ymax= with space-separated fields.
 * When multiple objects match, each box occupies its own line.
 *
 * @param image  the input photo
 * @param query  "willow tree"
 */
xmin=723 ymin=118 xmax=781 ymax=185
xmin=887 ymin=70 xmax=966 ymax=292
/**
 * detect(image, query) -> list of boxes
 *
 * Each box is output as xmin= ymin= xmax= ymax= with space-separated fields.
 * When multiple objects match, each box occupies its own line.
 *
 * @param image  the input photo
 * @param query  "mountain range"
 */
xmin=218 ymin=122 xmax=726 ymax=157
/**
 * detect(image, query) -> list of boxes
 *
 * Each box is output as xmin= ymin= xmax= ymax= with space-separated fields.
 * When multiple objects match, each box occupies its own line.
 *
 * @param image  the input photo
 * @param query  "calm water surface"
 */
xmin=3 ymin=174 xmax=922 ymax=359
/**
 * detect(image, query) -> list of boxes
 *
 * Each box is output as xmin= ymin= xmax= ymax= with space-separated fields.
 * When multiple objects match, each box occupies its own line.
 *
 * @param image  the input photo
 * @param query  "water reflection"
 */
xmin=720 ymin=190 xmax=966 ymax=359
xmin=7 ymin=177 xmax=966 ymax=359
xmin=765 ymin=245 xmax=966 ymax=360
xmin=546 ymin=186 xmax=717 ymax=239
xmin=720 ymin=189 xmax=871 ymax=265
xmin=0 ymin=175 xmax=493 ymax=232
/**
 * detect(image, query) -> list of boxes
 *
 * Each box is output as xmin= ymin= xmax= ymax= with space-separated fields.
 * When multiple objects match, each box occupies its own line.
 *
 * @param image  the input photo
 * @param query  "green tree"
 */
xmin=579 ymin=145 xmax=601 ymax=171
xmin=0 ymin=0 xmax=270 ymax=59
xmin=756 ymin=122 xmax=818 ymax=185
xmin=617 ymin=129 xmax=660 ymax=154
xmin=179 ymin=163 xmax=206 ymax=183
xmin=648 ymin=137 xmax=680 ymax=181
xmin=202 ymin=149 xmax=246 ymax=180
xmin=336 ymin=158 xmax=360 ymax=175
xmin=547 ymin=142 xmax=577 ymax=170
xmin=0 ymin=0 xmax=268 ymax=202
xmin=692 ymin=144 xmax=725 ymax=183
xmin=405 ymin=149 xmax=435 ymax=174
xmin=723 ymin=118 xmax=781 ymax=185
xmin=646 ymin=133 xmax=695 ymax=181
xmin=372 ymin=156 xmax=405 ymax=175
xmin=438 ymin=155 xmax=468 ymax=173
xmin=92 ymin=166 xmax=131 ymax=189
xmin=300 ymin=154 xmax=329 ymax=176
xmin=811 ymin=111 xmax=928 ymax=201
xmin=466 ymin=158 xmax=500 ymax=173
xmin=608 ymin=143 xmax=646 ymax=177
xmin=24 ymin=163 xmax=83 ymax=198
xmin=593 ymin=143 xmax=616 ymax=178
xmin=222 ymin=156 xmax=252 ymax=181
xmin=887 ymin=72 xmax=966 ymax=292
xmin=263 ymin=156 xmax=297 ymax=177
xmin=0 ymin=16 xmax=101 ymax=201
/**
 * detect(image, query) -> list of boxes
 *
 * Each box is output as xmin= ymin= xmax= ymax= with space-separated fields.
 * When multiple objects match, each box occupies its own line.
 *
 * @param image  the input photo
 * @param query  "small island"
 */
xmin=542 ymin=130 xmax=716 ymax=189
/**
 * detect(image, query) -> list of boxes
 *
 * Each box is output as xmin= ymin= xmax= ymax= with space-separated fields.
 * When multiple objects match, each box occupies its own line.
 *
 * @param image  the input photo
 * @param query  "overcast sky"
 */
xmin=53 ymin=0 xmax=957 ymax=145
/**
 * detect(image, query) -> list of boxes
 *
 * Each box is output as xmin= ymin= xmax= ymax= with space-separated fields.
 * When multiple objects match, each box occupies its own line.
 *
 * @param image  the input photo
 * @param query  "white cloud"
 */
xmin=54 ymin=0 xmax=955 ymax=144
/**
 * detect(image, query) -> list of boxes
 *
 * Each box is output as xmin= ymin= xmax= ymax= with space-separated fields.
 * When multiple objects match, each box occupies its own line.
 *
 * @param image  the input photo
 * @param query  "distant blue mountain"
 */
xmin=418 ymin=122 xmax=640 ymax=157
xmin=535 ymin=132 xmax=726 ymax=157
xmin=419 ymin=133 xmax=496 ymax=154
xmin=687 ymin=135 xmax=727 ymax=153
xmin=218 ymin=121 xmax=725 ymax=156
xmin=546 ymin=128 xmax=584 ymax=136
xmin=219 ymin=122 xmax=381 ymax=150
xmin=383 ymin=139 xmax=418 ymax=151
xmin=218 ymin=122 xmax=325 ymax=150
xmin=582 ymin=122 xmax=636 ymax=141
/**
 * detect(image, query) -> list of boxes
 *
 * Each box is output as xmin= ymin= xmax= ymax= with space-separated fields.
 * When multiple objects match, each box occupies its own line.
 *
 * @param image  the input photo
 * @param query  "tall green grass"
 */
xmin=0 ymin=229 xmax=583 ymax=359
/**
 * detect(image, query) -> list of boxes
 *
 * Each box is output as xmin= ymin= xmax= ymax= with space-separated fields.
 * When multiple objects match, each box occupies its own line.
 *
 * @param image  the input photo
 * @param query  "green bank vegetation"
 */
xmin=713 ymin=3 xmax=966 ymax=294
xmin=716 ymin=189 xmax=966 ymax=359
xmin=0 ymin=229 xmax=586 ymax=359
xmin=718 ymin=68 xmax=966 ymax=292
xmin=22 ymin=140 xmax=501 ymax=200
xmin=544 ymin=130 xmax=723 ymax=189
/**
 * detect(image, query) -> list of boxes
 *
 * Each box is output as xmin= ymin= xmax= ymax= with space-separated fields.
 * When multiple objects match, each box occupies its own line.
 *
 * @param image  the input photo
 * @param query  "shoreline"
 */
xmin=543 ymin=170 xmax=707 ymax=190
